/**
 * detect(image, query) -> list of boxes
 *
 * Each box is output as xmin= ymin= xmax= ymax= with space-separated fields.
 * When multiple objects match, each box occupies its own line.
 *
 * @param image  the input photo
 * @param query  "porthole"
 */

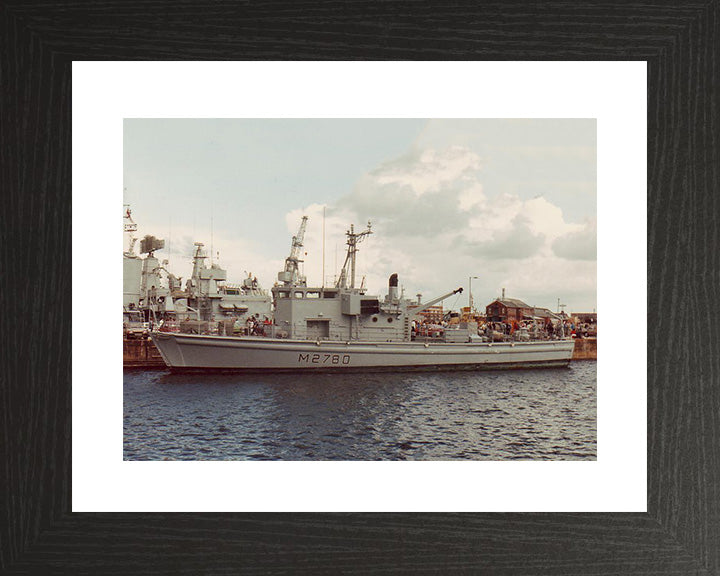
xmin=387 ymin=317 xmax=393 ymax=323
xmin=372 ymin=316 xmax=378 ymax=322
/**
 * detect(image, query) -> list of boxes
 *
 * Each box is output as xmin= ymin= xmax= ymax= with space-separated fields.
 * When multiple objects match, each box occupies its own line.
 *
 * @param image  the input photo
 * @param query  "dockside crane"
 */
xmin=278 ymin=216 xmax=308 ymax=286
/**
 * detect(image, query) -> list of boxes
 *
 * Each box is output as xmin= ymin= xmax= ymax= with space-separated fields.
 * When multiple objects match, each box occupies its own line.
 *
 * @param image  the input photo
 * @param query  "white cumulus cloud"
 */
xmin=277 ymin=144 xmax=596 ymax=312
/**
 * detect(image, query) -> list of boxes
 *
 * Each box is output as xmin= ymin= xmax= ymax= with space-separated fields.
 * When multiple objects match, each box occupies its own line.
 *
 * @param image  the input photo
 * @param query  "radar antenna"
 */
xmin=335 ymin=221 xmax=372 ymax=290
xmin=278 ymin=216 xmax=308 ymax=286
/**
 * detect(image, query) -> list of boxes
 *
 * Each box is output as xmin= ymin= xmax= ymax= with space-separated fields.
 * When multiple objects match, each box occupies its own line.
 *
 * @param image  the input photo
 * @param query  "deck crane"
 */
xmin=408 ymin=286 xmax=464 ymax=318
xmin=278 ymin=215 xmax=308 ymax=286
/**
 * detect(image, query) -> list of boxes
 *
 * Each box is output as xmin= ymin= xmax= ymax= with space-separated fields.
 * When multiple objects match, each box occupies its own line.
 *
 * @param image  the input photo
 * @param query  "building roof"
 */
xmin=487 ymin=298 xmax=532 ymax=309
xmin=533 ymin=307 xmax=560 ymax=319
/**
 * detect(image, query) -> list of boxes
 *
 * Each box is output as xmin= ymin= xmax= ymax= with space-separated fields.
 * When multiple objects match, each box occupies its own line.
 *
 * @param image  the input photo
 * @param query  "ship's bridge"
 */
xmin=273 ymin=287 xmax=343 ymax=300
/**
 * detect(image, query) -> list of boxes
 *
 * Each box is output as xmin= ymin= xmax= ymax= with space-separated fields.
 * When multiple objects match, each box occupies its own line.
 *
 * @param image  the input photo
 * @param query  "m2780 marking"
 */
xmin=298 ymin=353 xmax=351 ymax=365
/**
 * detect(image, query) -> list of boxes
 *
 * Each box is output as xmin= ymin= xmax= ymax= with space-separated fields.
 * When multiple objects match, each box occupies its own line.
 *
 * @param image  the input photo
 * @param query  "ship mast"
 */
xmin=191 ymin=242 xmax=207 ymax=283
xmin=123 ymin=204 xmax=138 ymax=256
xmin=336 ymin=221 xmax=372 ymax=290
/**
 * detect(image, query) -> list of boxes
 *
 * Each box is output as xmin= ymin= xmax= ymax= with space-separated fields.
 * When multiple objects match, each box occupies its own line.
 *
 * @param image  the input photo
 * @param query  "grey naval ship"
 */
xmin=123 ymin=205 xmax=271 ymax=333
xmin=151 ymin=218 xmax=575 ymax=372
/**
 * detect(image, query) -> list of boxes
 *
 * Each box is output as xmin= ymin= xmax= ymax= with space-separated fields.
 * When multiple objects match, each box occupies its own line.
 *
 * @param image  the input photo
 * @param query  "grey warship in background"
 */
xmin=123 ymin=206 xmax=271 ymax=332
xmin=152 ymin=218 xmax=575 ymax=372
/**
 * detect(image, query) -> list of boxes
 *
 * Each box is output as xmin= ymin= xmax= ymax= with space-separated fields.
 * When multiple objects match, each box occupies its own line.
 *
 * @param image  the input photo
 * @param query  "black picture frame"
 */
xmin=2 ymin=2 xmax=718 ymax=574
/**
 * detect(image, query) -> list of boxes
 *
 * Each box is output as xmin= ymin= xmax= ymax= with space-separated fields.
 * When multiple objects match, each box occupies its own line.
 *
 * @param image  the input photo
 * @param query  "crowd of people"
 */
xmin=411 ymin=317 xmax=596 ymax=341
xmin=244 ymin=314 xmax=272 ymax=336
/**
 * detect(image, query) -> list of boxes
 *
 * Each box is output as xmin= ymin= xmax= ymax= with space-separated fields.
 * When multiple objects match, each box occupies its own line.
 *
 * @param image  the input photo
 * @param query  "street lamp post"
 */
xmin=469 ymin=276 xmax=479 ymax=313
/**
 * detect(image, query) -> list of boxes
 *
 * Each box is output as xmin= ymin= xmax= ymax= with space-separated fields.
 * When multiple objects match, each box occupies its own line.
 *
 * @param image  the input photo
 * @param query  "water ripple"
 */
xmin=124 ymin=362 xmax=597 ymax=461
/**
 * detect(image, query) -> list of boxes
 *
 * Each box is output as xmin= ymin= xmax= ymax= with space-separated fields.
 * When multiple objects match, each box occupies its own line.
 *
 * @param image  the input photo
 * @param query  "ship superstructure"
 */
xmin=122 ymin=205 xmax=271 ymax=334
xmin=123 ymin=205 xmax=142 ymax=310
xmin=170 ymin=242 xmax=271 ymax=324
xmin=123 ymin=205 xmax=175 ymax=319
xmin=272 ymin=221 xmax=463 ymax=342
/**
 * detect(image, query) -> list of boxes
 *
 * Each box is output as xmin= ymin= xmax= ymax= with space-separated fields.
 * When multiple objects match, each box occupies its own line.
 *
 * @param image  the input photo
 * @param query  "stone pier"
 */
xmin=572 ymin=338 xmax=597 ymax=360
xmin=123 ymin=337 xmax=166 ymax=369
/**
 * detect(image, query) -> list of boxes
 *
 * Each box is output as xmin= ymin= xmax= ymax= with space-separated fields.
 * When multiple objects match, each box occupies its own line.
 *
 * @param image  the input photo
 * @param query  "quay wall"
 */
xmin=572 ymin=338 xmax=597 ymax=360
xmin=123 ymin=338 xmax=166 ymax=369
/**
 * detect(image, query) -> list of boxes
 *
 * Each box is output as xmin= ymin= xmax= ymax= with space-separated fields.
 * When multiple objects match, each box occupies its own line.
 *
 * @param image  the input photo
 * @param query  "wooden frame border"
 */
xmin=2 ymin=2 xmax=718 ymax=573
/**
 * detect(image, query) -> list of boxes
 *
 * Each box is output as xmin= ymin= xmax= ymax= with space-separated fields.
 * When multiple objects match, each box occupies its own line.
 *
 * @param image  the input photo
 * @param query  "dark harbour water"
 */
xmin=124 ymin=362 xmax=596 ymax=461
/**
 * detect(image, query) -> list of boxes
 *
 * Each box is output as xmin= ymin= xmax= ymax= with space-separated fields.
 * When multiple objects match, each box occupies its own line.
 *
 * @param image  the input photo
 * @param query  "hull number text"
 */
xmin=299 ymin=353 xmax=350 ymax=365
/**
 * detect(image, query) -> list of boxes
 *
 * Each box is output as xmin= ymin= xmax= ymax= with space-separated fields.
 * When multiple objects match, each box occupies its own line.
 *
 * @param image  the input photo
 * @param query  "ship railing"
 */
xmin=174 ymin=321 xmax=279 ymax=338
xmin=412 ymin=334 xmax=447 ymax=344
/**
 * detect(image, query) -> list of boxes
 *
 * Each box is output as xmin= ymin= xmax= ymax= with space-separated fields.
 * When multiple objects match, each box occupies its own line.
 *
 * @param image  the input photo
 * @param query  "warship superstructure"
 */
xmin=169 ymin=241 xmax=272 ymax=328
xmin=123 ymin=206 xmax=143 ymax=310
xmin=123 ymin=206 xmax=271 ymax=334
xmin=152 ymin=218 xmax=575 ymax=371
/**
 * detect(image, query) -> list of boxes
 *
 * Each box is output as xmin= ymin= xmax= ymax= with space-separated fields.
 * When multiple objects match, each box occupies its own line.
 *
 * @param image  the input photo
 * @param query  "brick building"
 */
xmin=407 ymin=304 xmax=444 ymax=324
xmin=485 ymin=298 xmax=534 ymax=323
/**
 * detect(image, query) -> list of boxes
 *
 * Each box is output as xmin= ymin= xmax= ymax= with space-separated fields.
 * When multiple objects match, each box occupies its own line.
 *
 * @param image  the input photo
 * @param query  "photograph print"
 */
xmin=123 ymin=118 xmax=597 ymax=461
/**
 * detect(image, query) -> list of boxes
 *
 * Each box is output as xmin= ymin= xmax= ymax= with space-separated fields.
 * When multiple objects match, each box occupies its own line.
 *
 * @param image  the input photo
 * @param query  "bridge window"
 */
xmin=360 ymin=299 xmax=380 ymax=315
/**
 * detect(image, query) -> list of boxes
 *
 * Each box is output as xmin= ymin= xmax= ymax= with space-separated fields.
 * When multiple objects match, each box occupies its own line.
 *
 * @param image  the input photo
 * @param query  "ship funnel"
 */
xmin=388 ymin=273 xmax=399 ymax=301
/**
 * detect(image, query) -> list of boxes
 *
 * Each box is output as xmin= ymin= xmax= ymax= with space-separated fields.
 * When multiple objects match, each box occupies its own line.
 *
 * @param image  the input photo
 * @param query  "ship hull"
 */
xmin=151 ymin=332 xmax=574 ymax=372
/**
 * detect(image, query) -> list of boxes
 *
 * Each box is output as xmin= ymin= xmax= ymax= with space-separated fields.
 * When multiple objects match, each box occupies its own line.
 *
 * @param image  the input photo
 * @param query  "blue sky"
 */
xmin=124 ymin=119 xmax=596 ymax=312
